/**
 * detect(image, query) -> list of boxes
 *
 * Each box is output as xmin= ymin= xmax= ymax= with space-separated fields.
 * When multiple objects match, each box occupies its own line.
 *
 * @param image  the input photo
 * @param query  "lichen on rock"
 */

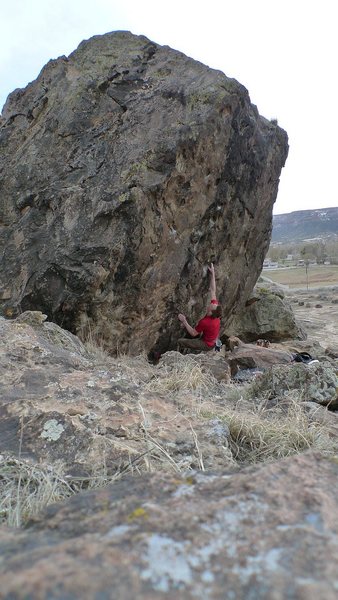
xmin=40 ymin=419 xmax=64 ymax=442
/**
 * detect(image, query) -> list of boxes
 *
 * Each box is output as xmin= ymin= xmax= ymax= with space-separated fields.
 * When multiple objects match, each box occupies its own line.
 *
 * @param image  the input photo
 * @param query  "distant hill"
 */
xmin=272 ymin=207 xmax=338 ymax=243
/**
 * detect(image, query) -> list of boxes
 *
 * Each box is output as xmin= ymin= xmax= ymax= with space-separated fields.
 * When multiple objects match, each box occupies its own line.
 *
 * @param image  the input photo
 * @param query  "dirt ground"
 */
xmin=286 ymin=287 xmax=338 ymax=350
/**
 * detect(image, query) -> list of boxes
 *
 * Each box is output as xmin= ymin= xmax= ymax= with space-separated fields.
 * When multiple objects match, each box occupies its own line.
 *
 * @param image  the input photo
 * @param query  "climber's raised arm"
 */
xmin=208 ymin=263 xmax=217 ymax=301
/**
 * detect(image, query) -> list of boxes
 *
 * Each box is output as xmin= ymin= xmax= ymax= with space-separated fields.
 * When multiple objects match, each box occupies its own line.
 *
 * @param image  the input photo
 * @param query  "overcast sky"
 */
xmin=1 ymin=0 xmax=337 ymax=215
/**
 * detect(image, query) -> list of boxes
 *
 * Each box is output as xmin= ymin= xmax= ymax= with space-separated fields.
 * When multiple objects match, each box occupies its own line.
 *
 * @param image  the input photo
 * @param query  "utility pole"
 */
xmin=305 ymin=259 xmax=310 ymax=291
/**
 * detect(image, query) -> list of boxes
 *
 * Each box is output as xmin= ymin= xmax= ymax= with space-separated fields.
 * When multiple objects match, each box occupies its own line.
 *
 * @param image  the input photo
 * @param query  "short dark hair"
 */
xmin=211 ymin=305 xmax=222 ymax=319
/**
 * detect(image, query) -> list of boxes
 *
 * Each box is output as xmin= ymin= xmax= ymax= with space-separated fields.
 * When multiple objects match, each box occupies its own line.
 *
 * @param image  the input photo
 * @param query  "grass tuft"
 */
xmin=211 ymin=392 xmax=337 ymax=464
xmin=146 ymin=355 xmax=218 ymax=394
xmin=0 ymin=456 xmax=79 ymax=527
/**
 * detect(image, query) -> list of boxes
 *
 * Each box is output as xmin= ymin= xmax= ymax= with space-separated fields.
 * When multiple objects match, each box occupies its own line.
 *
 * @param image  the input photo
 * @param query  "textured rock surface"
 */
xmin=228 ymin=283 xmax=305 ymax=342
xmin=0 ymin=31 xmax=288 ymax=355
xmin=0 ymin=313 xmax=234 ymax=475
xmin=249 ymin=362 xmax=338 ymax=409
xmin=225 ymin=341 xmax=293 ymax=375
xmin=325 ymin=345 xmax=338 ymax=358
xmin=1 ymin=453 xmax=338 ymax=599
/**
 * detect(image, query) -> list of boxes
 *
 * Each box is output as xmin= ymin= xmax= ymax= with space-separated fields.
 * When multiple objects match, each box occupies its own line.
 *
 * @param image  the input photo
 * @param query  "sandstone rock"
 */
xmin=0 ymin=31 xmax=288 ymax=355
xmin=248 ymin=362 xmax=338 ymax=409
xmin=226 ymin=342 xmax=293 ymax=376
xmin=227 ymin=284 xmax=305 ymax=342
xmin=1 ymin=453 xmax=338 ymax=599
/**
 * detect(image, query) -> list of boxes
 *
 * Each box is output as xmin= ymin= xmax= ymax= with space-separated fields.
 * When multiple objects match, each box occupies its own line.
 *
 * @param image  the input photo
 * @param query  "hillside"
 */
xmin=272 ymin=207 xmax=338 ymax=242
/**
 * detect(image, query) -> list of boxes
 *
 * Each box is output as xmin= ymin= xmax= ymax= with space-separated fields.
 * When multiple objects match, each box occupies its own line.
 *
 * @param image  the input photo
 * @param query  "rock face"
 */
xmin=227 ymin=284 xmax=305 ymax=342
xmin=0 ymin=31 xmax=288 ymax=355
xmin=1 ymin=452 xmax=338 ymax=599
xmin=250 ymin=362 xmax=338 ymax=409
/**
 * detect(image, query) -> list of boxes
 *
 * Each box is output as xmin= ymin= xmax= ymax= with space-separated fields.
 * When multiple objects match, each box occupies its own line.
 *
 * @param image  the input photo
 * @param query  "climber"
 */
xmin=177 ymin=263 xmax=222 ymax=353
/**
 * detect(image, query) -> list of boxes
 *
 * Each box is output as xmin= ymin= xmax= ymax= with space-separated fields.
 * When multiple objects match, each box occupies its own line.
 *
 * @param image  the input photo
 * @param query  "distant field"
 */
xmin=262 ymin=265 xmax=338 ymax=288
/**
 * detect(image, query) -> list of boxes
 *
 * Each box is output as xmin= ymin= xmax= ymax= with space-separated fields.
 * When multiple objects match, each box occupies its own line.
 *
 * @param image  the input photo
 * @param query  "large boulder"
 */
xmin=1 ymin=453 xmax=338 ymax=599
xmin=227 ymin=284 xmax=306 ymax=342
xmin=0 ymin=31 xmax=288 ymax=355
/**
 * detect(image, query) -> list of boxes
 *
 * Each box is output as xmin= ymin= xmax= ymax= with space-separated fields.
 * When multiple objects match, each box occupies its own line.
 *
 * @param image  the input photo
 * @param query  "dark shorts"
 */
xmin=177 ymin=337 xmax=214 ymax=352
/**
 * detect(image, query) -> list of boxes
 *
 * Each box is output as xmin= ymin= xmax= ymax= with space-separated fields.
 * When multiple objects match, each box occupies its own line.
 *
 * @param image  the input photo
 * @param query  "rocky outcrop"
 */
xmin=227 ymin=283 xmax=305 ymax=342
xmin=0 ymin=31 xmax=288 ymax=355
xmin=249 ymin=362 xmax=338 ymax=409
xmin=1 ymin=452 xmax=338 ymax=599
xmin=0 ymin=312 xmax=234 ymax=476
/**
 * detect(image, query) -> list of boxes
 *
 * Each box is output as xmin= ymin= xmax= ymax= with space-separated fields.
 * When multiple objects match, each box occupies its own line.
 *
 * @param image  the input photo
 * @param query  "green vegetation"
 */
xmin=267 ymin=238 xmax=338 ymax=265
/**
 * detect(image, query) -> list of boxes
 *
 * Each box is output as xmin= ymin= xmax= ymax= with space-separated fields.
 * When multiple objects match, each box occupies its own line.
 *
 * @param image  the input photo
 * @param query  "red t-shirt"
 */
xmin=195 ymin=300 xmax=220 ymax=347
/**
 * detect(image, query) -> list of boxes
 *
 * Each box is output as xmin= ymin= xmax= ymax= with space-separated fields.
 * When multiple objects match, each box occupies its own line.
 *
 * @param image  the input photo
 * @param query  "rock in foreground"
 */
xmin=1 ymin=453 xmax=338 ymax=599
xmin=0 ymin=31 xmax=288 ymax=354
xmin=0 ymin=313 xmax=233 ymax=476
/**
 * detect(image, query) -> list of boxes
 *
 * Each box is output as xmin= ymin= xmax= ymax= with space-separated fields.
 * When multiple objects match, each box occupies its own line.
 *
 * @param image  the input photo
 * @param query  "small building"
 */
xmin=263 ymin=259 xmax=279 ymax=269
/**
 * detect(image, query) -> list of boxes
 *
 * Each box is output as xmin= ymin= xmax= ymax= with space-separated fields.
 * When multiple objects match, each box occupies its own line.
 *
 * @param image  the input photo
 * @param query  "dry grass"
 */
xmin=144 ymin=354 xmax=338 ymax=464
xmin=212 ymin=392 xmax=337 ymax=464
xmin=0 ymin=456 xmax=80 ymax=527
xmin=0 ymin=436 xmax=184 ymax=527
xmin=145 ymin=355 xmax=227 ymax=418
xmin=83 ymin=338 xmax=112 ymax=364
xmin=146 ymin=355 xmax=218 ymax=395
